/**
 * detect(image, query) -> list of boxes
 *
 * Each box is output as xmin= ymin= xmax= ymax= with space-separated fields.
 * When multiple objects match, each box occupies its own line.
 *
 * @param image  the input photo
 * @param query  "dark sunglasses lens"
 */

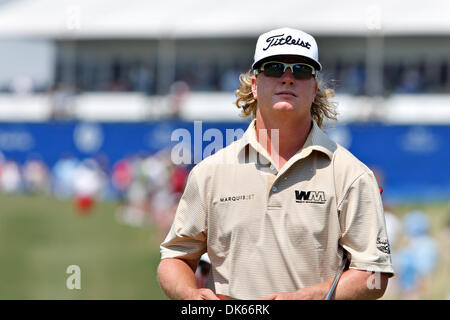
xmin=292 ymin=64 xmax=314 ymax=79
xmin=263 ymin=63 xmax=285 ymax=77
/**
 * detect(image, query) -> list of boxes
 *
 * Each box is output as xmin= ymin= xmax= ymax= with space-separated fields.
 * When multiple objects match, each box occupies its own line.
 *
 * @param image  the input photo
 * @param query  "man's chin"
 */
xmin=272 ymin=103 xmax=296 ymax=112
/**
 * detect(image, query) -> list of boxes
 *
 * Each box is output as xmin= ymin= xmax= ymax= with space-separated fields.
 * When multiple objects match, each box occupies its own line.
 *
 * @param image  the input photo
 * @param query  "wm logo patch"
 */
xmin=295 ymin=190 xmax=326 ymax=204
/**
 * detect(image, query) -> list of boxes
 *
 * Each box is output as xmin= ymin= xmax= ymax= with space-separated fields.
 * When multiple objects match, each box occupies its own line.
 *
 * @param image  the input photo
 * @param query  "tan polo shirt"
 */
xmin=160 ymin=119 xmax=394 ymax=300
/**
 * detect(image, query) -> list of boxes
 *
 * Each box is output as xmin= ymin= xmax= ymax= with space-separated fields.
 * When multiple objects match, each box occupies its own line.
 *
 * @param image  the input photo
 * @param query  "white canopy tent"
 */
xmin=0 ymin=0 xmax=449 ymax=39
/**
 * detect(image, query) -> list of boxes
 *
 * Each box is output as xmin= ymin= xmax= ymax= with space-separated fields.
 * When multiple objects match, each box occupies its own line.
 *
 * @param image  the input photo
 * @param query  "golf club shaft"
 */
xmin=325 ymin=255 xmax=348 ymax=300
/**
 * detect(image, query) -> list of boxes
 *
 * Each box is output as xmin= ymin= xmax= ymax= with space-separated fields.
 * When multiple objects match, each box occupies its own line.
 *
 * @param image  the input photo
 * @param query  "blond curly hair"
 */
xmin=235 ymin=70 xmax=338 ymax=129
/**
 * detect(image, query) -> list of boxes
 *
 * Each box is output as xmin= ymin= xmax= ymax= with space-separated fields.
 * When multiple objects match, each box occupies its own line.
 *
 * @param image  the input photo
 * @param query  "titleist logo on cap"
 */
xmin=263 ymin=33 xmax=312 ymax=51
xmin=252 ymin=27 xmax=322 ymax=71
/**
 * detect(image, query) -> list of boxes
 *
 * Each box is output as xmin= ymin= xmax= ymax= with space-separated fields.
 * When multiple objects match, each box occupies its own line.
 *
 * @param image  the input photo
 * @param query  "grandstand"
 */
xmin=0 ymin=0 xmax=449 ymax=202
xmin=0 ymin=0 xmax=450 ymax=121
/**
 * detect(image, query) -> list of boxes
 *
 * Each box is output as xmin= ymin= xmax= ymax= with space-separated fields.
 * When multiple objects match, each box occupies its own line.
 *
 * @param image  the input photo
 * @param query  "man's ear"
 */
xmin=251 ymin=75 xmax=258 ymax=100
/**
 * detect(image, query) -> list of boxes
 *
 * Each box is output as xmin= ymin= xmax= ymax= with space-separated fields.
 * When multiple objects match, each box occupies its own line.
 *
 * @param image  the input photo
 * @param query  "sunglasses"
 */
xmin=255 ymin=61 xmax=317 ymax=80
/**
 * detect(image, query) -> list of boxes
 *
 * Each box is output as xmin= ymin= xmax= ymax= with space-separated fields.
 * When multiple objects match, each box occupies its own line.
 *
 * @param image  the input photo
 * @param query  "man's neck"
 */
xmin=255 ymin=112 xmax=312 ymax=170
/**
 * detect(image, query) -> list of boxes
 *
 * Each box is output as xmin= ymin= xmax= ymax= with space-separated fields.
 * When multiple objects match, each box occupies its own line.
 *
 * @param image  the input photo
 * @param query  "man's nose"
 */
xmin=280 ymin=68 xmax=295 ymax=85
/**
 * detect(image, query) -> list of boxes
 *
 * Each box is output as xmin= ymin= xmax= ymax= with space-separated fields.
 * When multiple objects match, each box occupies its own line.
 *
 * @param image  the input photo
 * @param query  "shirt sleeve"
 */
xmin=338 ymin=171 xmax=395 ymax=276
xmin=160 ymin=166 xmax=208 ymax=261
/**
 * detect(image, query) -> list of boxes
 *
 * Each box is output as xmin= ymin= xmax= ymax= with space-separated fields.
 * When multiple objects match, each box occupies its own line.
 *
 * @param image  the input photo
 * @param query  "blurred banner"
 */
xmin=0 ymin=121 xmax=448 ymax=203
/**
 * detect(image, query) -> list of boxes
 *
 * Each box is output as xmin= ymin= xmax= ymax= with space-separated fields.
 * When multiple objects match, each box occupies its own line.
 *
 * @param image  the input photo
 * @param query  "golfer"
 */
xmin=158 ymin=27 xmax=394 ymax=300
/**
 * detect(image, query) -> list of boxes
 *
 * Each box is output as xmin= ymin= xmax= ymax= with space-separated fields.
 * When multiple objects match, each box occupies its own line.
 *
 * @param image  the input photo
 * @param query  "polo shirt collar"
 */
xmin=297 ymin=120 xmax=336 ymax=160
xmin=238 ymin=118 xmax=336 ymax=163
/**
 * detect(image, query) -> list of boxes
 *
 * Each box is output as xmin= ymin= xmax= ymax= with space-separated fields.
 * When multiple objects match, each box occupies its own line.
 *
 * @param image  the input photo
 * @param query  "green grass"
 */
xmin=0 ymin=193 xmax=167 ymax=299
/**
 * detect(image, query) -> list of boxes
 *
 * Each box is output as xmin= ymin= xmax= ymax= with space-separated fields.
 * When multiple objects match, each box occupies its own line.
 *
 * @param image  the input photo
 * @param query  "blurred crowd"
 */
xmin=1 ymin=58 xmax=448 ymax=123
xmin=2 ymin=59 xmax=450 ymax=97
xmin=382 ymin=207 xmax=449 ymax=299
xmin=325 ymin=59 xmax=450 ymax=95
xmin=0 ymin=149 xmax=190 ymax=238
xmin=372 ymin=168 xmax=448 ymax=299
xmin=0 ymin=61 xmax=245 ymax=96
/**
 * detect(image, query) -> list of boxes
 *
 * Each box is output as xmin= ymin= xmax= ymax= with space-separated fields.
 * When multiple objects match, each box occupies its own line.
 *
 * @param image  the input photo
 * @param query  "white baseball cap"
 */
xmin=252 ymin=27 xmax=322 ymax=71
